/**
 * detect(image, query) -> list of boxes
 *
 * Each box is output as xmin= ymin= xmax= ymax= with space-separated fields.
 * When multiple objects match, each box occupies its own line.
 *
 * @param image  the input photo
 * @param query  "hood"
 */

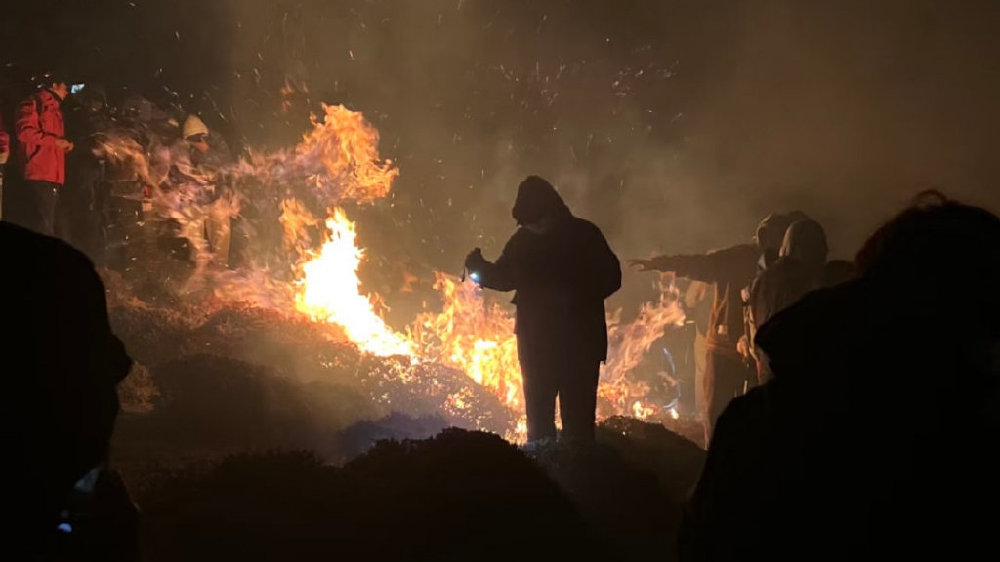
xmin=183 ymin=114 xmax=209 ymax=140
xmin=511 ymin=176 xmax=571 ymax=225
xmin=779 ymin=219 xmax=828 ymax=266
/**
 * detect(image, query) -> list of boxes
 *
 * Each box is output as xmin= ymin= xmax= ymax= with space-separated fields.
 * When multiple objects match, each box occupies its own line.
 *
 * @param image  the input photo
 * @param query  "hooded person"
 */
xmin=745 ymin=218 xmax=833 ymax=381
xmin=630 ymin=213 xmax=794 ymax=444
xmin=152 ymin=113 xmax=234 ymax=269
xmin=465 ymin=176 xmax=621 ymax=446
xmin=61 ymin=84 xmax=114 ymax=261
xmin=680 ymin=194 xmax=1000 ymax=561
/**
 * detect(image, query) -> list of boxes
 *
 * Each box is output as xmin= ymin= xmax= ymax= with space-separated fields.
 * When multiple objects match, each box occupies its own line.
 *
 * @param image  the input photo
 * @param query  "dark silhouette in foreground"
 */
xmin=0 ymin=222 xmax=134 ymax=559
xmin=681 ymin=194 xmax=1000 ymax=560
xmin=134 ymin=421 xmax=705 ymax=562
xmin=465 ymin=176 xmax=621 ymax=445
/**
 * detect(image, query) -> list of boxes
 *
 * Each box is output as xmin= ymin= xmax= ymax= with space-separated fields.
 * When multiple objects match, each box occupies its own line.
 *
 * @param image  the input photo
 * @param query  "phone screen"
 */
xmin=70 ymin=83 xmax=86 ymax=94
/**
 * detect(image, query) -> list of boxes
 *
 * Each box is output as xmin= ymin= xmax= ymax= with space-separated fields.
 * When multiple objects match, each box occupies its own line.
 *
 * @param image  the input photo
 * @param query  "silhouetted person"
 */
xmin=680 ymin=194 xmax=1000 ymax=560
xmin=63 ymin=84 xmax=114 ymax=262
xmin=630 ymin=213 xmax=795 ymax=443
xmin=465 ymin=176 xmax=621 ymax=446
xmin=1 ymin=111 xmax=9 ymax=219
xmin=0 ymin=222 xmax=133 ymax=558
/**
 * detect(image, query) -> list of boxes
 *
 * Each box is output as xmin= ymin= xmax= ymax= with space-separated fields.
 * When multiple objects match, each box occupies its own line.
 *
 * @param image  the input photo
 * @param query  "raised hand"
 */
xmin=627 ymin=258 xmax=658 ymax=272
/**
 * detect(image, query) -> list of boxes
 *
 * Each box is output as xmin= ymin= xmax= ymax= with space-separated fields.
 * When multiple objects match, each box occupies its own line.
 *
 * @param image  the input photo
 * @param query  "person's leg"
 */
xmin=518 ymin=344 xmax=558 ymax=443
xmin=205 ymin=201 xmax=232 ymax=267
xmin=19 ymin=180 xmax=57 ymax=235
xmin=34 ymin=181 xmax=59 ymax=236
xmin=557 ymin=360 xmax=601 ymax=444
xmin=703 ymin=352 xmax=749 ymax=444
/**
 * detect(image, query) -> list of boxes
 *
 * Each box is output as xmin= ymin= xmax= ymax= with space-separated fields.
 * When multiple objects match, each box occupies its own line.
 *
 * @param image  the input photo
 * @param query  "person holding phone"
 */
xmin=464 ymin=176 xmax=621 ymax=448
xmin=14 ymin=72 xmax=75 ymax=236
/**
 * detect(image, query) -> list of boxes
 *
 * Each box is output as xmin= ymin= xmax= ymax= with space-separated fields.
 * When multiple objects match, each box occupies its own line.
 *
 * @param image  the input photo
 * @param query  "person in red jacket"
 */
xmin=15 ymin=75 xmax=74 ymax=235
xmin=0 ymin=113 xmax=10 ymax=162
xmin=1 ymin=112 xmax=10 ymax=219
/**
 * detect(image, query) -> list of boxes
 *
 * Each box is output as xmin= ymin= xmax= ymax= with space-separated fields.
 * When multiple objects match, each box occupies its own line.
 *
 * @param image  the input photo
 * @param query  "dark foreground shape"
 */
xmin=682 ymin=196 xmax=1000 ymax=560
xmin=0 ymin=222 xmax=133 ymax=556
xmin=133 ymin=420 xmax=705 ymax=562
xmin=138 ymin=428 xmax=603 ymax=561
xmin=538 ymin=417 xmax=706 ymax=560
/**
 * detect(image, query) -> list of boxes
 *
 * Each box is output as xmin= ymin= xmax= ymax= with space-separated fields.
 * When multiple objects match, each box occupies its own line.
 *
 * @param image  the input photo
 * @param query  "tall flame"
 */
xmin=296 ymin=208 xmax=413 ymax=357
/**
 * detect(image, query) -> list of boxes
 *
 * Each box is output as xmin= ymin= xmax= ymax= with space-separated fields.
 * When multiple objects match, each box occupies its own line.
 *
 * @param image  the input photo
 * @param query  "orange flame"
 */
xmin=598 ymin=279 xmax=687 ymax=417
xmin=410 ymin=274 xmax=522 ymax=410
xmin=296 ymin=208 xmax=413 ymax=357
xmin=295 ymin=104 xmax=399 ymax=202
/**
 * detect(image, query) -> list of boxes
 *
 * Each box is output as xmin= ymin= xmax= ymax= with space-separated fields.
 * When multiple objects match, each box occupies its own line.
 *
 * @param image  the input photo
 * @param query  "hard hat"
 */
xmin=183 ymin=114 xmax=209 ymax=140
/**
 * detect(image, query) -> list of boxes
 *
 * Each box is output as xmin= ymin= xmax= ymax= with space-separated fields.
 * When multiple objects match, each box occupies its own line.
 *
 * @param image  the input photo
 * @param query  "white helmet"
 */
xmin=182 ymin=114 xmax=209 ymax=140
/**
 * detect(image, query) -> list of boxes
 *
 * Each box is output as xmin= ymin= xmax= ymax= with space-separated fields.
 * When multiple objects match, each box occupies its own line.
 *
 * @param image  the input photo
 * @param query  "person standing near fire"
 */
xmin=13 ymin=73 xmax=74 ymax=236
xmin=156 ymin=114 xmax=235 ymax=268
xmin=629 ymin=214 xmax=793 ymax=444
xmin=464 ymin=176 xmax=621 ymax=448
xmin=0 ymin=111 xmax=9 ymax=219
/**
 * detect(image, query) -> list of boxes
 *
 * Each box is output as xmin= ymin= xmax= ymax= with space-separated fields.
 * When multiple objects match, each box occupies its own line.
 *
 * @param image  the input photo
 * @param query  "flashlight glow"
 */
xmin=469 ymin=271 xmax=481 ymax=283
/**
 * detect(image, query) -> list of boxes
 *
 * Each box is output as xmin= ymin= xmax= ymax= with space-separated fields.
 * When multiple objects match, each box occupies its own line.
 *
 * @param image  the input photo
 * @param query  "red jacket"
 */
xmin=16 ymin=89 xmax=66 ymax=185
xmin=0 ymin=113 xmax=9 ymax=155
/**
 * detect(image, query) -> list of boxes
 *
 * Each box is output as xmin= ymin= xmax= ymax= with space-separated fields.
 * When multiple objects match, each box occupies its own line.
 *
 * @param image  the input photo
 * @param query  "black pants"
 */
xmin=519 ymin=341 xmax=601 ymax=443
xmin=21 ymin=180 xmax=60 ymax=236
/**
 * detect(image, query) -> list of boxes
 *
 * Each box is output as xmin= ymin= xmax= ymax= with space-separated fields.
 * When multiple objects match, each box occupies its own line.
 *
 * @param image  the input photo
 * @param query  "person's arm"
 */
xmin=467 ymin=231 xmax=526 ymax=292
xmin=583 ymin=222 xmax=621 ymax=299
xmin=633 ymin=244 xmax=759 ymax=284
xmin=16 ymin=97 xmax=61 ymax=147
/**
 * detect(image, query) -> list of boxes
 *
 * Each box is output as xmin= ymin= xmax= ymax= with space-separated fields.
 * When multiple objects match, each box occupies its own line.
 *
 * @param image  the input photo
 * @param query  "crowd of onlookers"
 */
xmin=1 ymin=71 xmax=237 ymax=272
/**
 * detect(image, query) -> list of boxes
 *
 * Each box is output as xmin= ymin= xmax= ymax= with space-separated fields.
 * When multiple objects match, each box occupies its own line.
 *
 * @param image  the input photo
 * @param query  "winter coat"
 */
xmin=477 ymin=214 xmax=621 ymax=365
xmin=0 ymin=113 xmax=9 ymax=156
xmin=15 ymin=89 xmax=67 ymax=184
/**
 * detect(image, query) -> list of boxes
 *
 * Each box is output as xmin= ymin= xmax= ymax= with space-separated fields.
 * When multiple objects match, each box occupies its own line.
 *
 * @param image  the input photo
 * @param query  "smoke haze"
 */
xmin=5 ymin=0 xmax=1000 ymax=309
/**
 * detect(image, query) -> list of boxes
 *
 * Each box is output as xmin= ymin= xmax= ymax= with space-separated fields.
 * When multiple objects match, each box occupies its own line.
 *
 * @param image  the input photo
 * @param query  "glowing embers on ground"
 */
xmin=411 ymin=274 xmax=523 ymax=411
xmin=296 ymin=208 xmax=414 ymax=357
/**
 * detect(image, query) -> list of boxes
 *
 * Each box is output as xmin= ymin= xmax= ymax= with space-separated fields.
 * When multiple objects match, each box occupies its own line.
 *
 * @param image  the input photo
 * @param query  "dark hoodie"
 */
xmin=475 ymin=176 xmax=621 ymax=363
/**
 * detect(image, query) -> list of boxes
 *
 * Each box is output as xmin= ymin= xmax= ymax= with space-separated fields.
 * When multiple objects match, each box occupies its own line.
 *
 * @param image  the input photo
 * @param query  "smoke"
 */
xmin=6 ymin=0 xmax=997 ymax=312
xmin=203 ymin=0 xmax=1000 ymax=315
